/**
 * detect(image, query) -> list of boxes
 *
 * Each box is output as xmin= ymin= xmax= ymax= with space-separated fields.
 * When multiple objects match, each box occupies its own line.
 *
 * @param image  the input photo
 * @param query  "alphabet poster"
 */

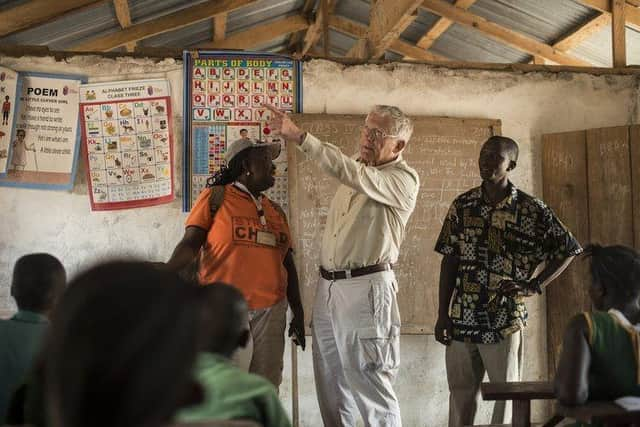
xmin=183 ymin=51 xmax=302 ymax=212
xmin=0 ymin=72 xmax=84 ymax=190
xmin=0 ymin=66 xmax=21 ymax=176
xmin=79 ymin=79 xmax=174 ymax=210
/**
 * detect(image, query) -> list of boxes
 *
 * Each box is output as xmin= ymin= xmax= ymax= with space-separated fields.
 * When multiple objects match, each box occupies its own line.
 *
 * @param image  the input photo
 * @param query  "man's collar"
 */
xmin=12 ymin=310 xmax=48 ymax=324
xmin=357 ymin=154 xmax=403 ymax=169
xmin=480 ymin=181 xmax=518 ymax=210
xmin=232 ymin=181 xmax=263 ymax=200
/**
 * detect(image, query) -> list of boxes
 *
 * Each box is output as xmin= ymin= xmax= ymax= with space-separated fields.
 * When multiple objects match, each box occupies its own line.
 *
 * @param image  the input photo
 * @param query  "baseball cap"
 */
xmin=225 ymin=138 xmax=281 ymax=164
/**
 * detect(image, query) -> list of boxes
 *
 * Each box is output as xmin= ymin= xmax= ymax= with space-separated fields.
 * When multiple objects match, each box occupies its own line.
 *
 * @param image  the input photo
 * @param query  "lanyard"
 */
xmin=233 ymin=181 xmax=267 ymax=225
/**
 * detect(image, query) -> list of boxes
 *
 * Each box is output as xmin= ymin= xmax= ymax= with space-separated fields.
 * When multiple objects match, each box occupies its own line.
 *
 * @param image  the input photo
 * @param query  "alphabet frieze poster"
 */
xmin=0 ymin=72 xmax=84 ymax=190
xmin=0 ymin=66 xmax=21 ymax=176
xmin=79 ymin=79 xmax=174 ymax=210
xmin=182 ymin=51 xmax=302 ymax=213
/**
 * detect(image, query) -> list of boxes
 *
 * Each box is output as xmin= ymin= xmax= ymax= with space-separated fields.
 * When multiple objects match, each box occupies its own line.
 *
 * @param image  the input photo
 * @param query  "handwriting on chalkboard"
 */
xmin=288 ymin=114 xmax=501 ymax=334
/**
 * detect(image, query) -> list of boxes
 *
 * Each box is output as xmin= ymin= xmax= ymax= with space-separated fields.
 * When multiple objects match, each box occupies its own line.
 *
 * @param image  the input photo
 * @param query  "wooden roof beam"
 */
xmin=301 ymin=0 xmax=337 ymax=55
xmin=410 ymin=0 xmax=477 ymax=58
xmin=613 ymin=0 xmax=627 ymax=67
xmin=288 ymin=0 xmax=317 ymax=53
xmin=367 ymin=0 xmax=424 ymax=59
xmin=552 ymin=13 xmax=610 ymax=53
xmin=329 ymin=15 xmax=448 ymax=62
xmin=69 ymin=0 xmax=256 ymax=51
xmin=578 ymin=0 xmax=640 ymax=30
xmin=213 ymin=13 xmax=227 ymax=41
xmin=196 ymin=14 xmax=309 ymax=50
xmin=420 ymin=0 xmax=591 ymax=66
xmin=113 ymin=0 xmax=135 ymax=52
xmin=0 ymin=0 xmax=104 ymax=37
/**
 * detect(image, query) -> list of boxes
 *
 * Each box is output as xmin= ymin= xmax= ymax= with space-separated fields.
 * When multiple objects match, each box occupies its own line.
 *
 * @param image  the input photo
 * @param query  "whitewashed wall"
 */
xmin=0 ymin=55 xmax=637 ymax=427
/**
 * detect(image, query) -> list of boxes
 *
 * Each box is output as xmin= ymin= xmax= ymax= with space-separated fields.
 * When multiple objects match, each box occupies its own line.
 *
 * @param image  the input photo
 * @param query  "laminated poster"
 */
xmin=79 ymin=79 xmax=174 ymax=210
xmin=0 ymin=66 xmax=21 ymax=176
xmin=0 ymin=72 xmax=84 ymax=190
xmin=183 ymin=51 xmax=302 ymax=213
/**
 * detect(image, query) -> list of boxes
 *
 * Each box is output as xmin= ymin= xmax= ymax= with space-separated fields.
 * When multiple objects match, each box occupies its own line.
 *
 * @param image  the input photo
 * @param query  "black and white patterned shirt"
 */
xmin=435 ymin=182 xmax=582 ymax=344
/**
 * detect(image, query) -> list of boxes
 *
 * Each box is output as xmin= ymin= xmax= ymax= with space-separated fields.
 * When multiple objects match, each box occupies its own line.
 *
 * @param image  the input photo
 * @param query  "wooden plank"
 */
xmin=630 ymin=126 xmax=640 ymax=249
xmin=578 ymin=0 xmax=640 ymax=30
xmin=0 ymin=0 xmax=104 ymax=37
xmin=553 ymin=13 xmax=610 ymax=53
xmin=113 ymin=0 xmax=135 ymax=52
xmin=287 ymin=0 xmax=317 ymax=52
xmin=415 ymin=0 xmax=477 ymax=50
xmin=196 ymin=15 xmax=309 ymax=50
xmin=532 ymin=56 xmax=545 ymax=65
xmin=213 ymin=13 xmax=227 ymax=41
xmin=587 ymin=126 xmax=634 ymax=246
xmin=480 ymin=381 xmax=555 ymax=401
xmin=613 ymin=0 xmax=627 ymax=67
xmin=329 ymin=15 xmax=449 ymax=61
xmin=301 ymin=0 xmax=337 ymax=55
xmin=542 ymin=130 xmax=591 ymax=377
xmin=69 ymin=0 xmax=256 ymax=51
xmin=420 ymin=0 xmax=591 ymax=66
xmin=368 ymin=0 xmax=424 ymax=58
xmin=346 ymin=38 xmax=369 ymax=59
xmin=322 ymin=0 xmax=329 ymax=56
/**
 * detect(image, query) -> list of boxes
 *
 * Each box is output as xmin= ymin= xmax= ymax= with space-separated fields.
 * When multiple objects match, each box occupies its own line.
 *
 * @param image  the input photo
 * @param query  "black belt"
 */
xmin=320 ymin=263 xmax=393 ymax=281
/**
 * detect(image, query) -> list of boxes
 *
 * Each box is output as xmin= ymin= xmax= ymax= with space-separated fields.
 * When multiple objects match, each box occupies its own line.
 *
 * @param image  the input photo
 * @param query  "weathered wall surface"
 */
xmin=1 ymin=55 xmax=637 ymax=426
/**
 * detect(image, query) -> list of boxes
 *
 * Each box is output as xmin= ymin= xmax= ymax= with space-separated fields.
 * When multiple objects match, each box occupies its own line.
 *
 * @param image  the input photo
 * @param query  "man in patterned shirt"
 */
xmin=434 ymin=135 xmax=582 ymax=427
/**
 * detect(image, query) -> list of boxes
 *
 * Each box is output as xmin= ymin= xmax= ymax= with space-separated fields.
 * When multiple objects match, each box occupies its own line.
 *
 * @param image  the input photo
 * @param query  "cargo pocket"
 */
xmin=356 ymin=324 xmax=400 ymax=374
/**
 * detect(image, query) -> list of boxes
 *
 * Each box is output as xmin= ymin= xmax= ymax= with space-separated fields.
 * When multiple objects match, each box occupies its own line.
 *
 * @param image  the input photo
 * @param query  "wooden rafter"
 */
xmin=412 ymin=0 xmax=477 ymax=54
xmin=196 ymin=15 xmax=309 ymax=50
xmin=367 ymin=0 xmax=424 ymax=58
xmin=69 ymin=0 xmax=256 ymax=51
xmin=420 ymin=0 xmax=590 ymax=66
xmin=627 ymin=0 xmax=640 ymax=7
xmin=553 ymin=13 xmax=610 ymax=52
xmin=329 ymin=15 xmax=448 ymax=62
xmin=287 ymin=0 xmax=317 ymax=53
xmin=213 ymin=13 xmax=227 ymax=41
xmin=613 ymin=0 xmax=627 ymax=67
xmin=578 ymin=0 xmax=640 ymax=30
xmin=0 ymin=0 xmax=104 ymax=37
xmin=113 ymin=0 xmax=135 ymax=52
xmin=301 ymin=0 xmax=337 ymax=55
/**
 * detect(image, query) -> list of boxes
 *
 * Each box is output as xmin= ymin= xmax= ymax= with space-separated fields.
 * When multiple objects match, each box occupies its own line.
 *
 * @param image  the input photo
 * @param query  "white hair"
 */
xmin=369 ymin=105 xmax=413 ymax=143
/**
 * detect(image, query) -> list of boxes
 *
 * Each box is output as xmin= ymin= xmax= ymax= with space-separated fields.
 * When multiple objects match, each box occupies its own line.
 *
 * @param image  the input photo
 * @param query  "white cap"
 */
xmin=225 ymin=138 xmax=281 ymax=164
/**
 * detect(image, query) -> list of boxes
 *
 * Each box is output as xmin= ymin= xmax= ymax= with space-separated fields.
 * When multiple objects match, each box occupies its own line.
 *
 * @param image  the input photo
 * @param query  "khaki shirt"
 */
xmin=299 ymin=133 xmax=420 ymax=270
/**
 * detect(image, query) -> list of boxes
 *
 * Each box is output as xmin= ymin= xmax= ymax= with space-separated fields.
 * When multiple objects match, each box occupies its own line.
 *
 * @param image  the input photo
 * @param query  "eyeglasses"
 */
xmin=361 ymin=125 xmax=399 ymax=141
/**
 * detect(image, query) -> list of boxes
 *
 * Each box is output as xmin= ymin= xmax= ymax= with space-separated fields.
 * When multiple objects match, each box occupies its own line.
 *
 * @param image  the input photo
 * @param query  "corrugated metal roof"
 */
xmin=0 ymin=0 xmax=637 ymax=68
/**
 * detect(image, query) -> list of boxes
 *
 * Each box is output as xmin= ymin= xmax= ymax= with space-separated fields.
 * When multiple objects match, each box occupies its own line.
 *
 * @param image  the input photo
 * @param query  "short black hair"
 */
xmin=198 ymin=283 xmax=248 ymax=356
xmin=239 ymin=128 xmax=248 ymax=133
xmin=46 ymin=261 xmax=203 ymax=427
xmin=584 ymin=244 xmax=640 ymax=300
xmin=16 ymin=129 xmax=25 ymax=136
xmin=11 ymin=253 xmax=65 ymax=312
xmin=484 ymin=135 xmax=519 ymax=164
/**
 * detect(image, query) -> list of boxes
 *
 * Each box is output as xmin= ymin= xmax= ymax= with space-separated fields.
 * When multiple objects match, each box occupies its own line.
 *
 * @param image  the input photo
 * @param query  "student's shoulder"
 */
xmin=451 ymin=186 xmax=482 ymax=207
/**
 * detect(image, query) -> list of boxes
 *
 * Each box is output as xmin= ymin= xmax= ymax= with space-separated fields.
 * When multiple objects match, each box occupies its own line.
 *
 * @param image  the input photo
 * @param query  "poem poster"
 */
xmin=0 ymin=66 xmax=21 ymax=176
xmin=79 ymin=79 xmax=174 ymax=210
xmin=183 ymin=51 xmax=302 ymax=212
xmin=0 ymin=73 xmax=84 ymax=190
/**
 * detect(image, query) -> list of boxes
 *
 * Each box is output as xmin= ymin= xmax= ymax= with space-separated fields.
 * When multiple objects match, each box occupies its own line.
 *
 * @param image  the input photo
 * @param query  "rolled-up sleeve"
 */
xmin=298 ymin=133 xmax=419 ymax=210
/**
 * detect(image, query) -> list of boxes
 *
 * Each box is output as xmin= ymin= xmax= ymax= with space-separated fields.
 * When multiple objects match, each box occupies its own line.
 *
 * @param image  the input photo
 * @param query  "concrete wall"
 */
xmin=1 ymin=55 xmax=638 ymax=427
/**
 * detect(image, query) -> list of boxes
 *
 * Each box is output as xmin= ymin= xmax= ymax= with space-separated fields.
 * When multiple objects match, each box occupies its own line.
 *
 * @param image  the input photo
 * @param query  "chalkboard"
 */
xmin=287 ymin=114 xmax=501 ymax=334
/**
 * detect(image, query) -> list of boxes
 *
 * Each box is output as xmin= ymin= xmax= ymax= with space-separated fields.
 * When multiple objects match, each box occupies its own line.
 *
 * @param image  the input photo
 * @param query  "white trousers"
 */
xmin=312 ymin=270 xmax=402 ymax=427
xmin=445 ymin=330 xmax=523 ymax=427
xmin=232 ymin=297 xmax=287 ymax=390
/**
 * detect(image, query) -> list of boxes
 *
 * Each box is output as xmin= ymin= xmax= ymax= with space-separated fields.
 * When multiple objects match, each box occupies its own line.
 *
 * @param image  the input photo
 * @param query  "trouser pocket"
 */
xmin=356 ymin=324 xmax=400 ymax=373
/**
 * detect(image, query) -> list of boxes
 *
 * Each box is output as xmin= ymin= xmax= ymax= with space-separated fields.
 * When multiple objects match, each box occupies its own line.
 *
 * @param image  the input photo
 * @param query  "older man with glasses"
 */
xmin=266 ymin=104 xmax=419 ymax=427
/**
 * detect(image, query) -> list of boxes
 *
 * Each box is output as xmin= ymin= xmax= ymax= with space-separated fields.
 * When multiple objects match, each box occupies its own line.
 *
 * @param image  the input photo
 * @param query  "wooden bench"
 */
xmin=556 ymin=401 xmax=640 ymax=426
xmin=479 ymin=381 xmax=558 ymax=427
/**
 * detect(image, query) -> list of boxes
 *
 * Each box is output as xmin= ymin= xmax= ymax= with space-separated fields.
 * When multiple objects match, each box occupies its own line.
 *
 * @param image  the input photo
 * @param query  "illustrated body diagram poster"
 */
xmin=0 ymin=66 xmax=21 ymax=175
xmin=183 ymin=51 xmax=302 ymax=212
xmin=79 ymin=79 xmax=174 ymax=210
xmin=0 ymin=73 xmax=84 ymax=189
